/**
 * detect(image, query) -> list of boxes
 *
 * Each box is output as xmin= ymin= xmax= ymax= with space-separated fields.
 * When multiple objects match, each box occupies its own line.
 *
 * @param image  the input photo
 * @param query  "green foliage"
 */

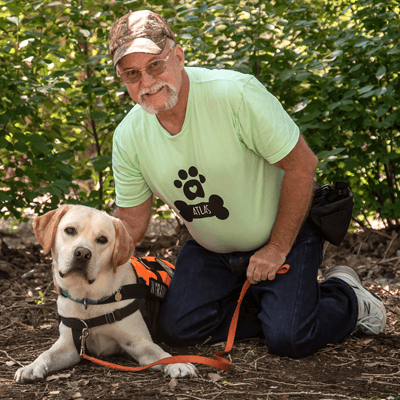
xmin=0 ymin=0 xmax=127 ymax=218
xmin=1 ymin=0 xmax=399 ymax=229
xmin=172 ymin=0 xmax=400 ymax=228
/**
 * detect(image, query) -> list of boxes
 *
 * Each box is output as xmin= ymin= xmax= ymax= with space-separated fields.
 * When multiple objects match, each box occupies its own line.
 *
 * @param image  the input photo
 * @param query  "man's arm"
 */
xmin=247 ymin=134 xmax=318 ymax=284
xmin=114 ymin=196 xmax=153 ymax=246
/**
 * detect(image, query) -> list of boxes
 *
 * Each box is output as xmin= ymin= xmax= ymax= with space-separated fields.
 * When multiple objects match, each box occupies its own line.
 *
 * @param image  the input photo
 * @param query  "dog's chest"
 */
xmin=85 ymin=328 xmax=122 ymax=357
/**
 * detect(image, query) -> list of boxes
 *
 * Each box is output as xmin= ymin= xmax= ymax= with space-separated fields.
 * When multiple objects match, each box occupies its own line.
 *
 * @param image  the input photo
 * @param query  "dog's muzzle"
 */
xmin=59 ymin=247 xmax=95 ymax=283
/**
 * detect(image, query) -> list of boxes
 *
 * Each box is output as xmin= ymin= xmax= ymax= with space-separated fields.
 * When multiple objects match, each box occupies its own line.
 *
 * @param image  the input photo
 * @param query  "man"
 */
xmin=109 ymin=10 xmax=386 ymax=358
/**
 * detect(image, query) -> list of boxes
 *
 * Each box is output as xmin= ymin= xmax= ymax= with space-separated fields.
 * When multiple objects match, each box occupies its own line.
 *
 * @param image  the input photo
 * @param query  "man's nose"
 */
xmin=139 ymin=69 xmax=157 ymax=87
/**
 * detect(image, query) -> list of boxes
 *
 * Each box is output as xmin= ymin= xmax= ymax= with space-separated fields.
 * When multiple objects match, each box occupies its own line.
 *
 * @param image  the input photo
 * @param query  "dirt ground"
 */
xmin=0 ymin=216 xmax=399 ymax=400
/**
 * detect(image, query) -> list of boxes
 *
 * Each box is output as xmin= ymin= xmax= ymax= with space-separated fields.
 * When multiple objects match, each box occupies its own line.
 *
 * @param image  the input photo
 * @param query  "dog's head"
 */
xmin=33 ymin=205 xmax=135 ymax=284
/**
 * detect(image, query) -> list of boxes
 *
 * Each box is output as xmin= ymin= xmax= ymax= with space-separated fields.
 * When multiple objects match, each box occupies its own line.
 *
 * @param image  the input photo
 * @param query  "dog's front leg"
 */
xmin=119 ymin=316 xmax=197 ymax=378
xmin=15 ymin=324 xmax=80 ymax=383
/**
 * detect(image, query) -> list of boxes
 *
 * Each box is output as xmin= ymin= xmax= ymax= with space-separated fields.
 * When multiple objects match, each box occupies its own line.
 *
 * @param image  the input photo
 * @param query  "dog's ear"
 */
xmin=112 ymin=218 xmax=135 ymax=273
xmin=33 ymin=205 xmax=72 ymax=254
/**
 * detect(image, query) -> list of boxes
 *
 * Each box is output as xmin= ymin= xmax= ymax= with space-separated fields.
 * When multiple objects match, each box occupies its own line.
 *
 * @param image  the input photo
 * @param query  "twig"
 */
xmin=383 ymin=232 xmax=398 ymax=260
xmin=17 ymin=321 xmax=34 ymax=330
xmin=331 ymin=360 xmax=356 ymax=367
xmin=362 ymin=369 xmax=400 ymax=377
xmin=375 ymin=256 xmax=400 ymax=265
xmin=41 ymin=279 xmax=54 ymax=298
xmin=0 ymin=324 xmax=13 ymax=332
xmin=209 ymin=392 xmax=222 ymax=400
xmin=6 ymin=341 xmax=56 ymax=353
xmin=215 ymin=390 xmax=354 ymax=399
xmin=242 ymin=376 xmax=344 ymax=389
xmin=359 ymin=226 xmax=392 ymax=239
xmin=2 ymin=302 xmax=56 ymax=312
xmin=354 ymin=377 xmax=400 ymax=386
xmin=266 ymin=392 xmax=352 ymax=399
xmin=0 ymin=350 xmax=24 ymax=367
xmin=199 ymin=336 xmax=213 ymax=346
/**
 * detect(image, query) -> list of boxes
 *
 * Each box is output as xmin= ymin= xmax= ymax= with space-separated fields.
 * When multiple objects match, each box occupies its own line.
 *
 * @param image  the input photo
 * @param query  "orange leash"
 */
xmin=80 ymin=264 xmax=290 ymax=372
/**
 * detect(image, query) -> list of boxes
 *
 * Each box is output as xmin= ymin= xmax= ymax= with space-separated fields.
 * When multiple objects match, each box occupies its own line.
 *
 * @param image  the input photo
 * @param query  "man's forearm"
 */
xmin=114 ymin=197 xmax=153 ymax=246
xmin=268 ymin=169 xmax=315 ymax=256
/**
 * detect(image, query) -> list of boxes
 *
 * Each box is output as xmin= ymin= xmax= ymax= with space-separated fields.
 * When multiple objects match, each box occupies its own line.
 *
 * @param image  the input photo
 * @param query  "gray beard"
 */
xmin=138 ymin=82 xmax=179 ymax=115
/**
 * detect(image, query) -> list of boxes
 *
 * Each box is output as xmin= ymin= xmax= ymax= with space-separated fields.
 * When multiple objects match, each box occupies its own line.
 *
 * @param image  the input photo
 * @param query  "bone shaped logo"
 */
xmin=173 ymin=167 xmax=229 ymax=222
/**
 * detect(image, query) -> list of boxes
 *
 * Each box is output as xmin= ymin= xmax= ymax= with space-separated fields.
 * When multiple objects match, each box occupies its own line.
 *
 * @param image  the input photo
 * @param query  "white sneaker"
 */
xmin=325 ymin=265 xmax=386 ymax=334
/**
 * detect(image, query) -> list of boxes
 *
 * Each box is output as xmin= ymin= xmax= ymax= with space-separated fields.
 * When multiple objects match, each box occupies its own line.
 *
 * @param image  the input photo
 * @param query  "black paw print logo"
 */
xmin=173 ymin=166 xmax=229 ymax=223
xmin=174 ymin=167 xmax=206 ymax=201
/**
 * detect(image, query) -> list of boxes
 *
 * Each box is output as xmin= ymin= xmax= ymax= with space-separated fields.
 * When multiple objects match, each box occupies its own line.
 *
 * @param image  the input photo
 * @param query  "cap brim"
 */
xmin=113 ymin=38 xmax=164 ymax=67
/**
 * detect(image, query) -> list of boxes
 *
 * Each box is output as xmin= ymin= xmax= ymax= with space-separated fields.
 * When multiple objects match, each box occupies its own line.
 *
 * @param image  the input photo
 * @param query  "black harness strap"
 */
xmin=60 ymin=299 xmax=145 ymax=355
xmin=60 ymin=282 xmax=150 ymax=305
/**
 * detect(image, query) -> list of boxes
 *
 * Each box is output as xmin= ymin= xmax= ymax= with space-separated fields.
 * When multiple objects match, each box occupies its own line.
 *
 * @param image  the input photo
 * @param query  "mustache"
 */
xmin=139 ymin=81 xmax=169 ymax=96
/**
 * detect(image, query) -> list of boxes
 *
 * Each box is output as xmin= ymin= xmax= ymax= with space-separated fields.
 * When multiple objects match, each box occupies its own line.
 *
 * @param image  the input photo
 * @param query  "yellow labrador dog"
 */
xmin=15 ymin=205 xmax=197 ymax=382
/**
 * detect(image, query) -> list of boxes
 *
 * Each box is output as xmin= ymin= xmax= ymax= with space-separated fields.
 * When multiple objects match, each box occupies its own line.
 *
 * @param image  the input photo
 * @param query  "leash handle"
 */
xmin=277 ymin=263 xmax=290 ymax=274
xmin=80 ymin=263 xmax=291 ymax=372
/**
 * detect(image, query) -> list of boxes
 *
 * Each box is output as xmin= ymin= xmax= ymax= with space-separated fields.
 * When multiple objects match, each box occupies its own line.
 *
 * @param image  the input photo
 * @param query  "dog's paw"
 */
xmin=14 ymin=361 xmax=48 ymax=383
xmin=164 ymin=362 xmax=198 ymax=378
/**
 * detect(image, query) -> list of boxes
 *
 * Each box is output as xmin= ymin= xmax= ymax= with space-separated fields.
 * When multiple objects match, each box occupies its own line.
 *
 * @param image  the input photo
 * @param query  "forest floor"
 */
xmin=0 ymin=215 xmax=399 ymax=400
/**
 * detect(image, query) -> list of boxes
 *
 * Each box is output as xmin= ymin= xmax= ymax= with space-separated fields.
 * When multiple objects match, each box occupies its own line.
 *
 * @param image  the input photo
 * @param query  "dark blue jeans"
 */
xmin=158 ymin=220 xmax=358 ymax=358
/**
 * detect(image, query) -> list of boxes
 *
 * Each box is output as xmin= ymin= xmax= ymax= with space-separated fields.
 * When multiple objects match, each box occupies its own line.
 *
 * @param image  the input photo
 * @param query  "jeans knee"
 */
xmin=264 ymin=327 xmax=298 ymax=358
xmin=156 ymin=308 xmax=187 ymax=344
xmin=157 ymin=305 xmax=220 ymax=345
xmin=264 ymin=325 xmax=320 ymax=359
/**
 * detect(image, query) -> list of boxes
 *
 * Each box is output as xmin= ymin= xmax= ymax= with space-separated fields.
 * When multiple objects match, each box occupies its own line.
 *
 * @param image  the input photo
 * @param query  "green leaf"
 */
xmin=376 ymin=105 xmax=390 ymax=118
xmin=376 ymin=65 xmax=386 ymax=80
xmin=15 ymin=142 xmax=29 ymax=153
xmin=90 ymin=111 xmax=107 ymax=121
xmin=349 ymin=64 xmax=362 ymax=73
xmin=53 ymin=179 xmax=70 ymax=194
xmin=92 ymin=155 xmax=111 ymax=172
xmin=359 ymin=85 xmax=375 ymax=95
xmin=0 ymin=112 xmax=11 ymax=125
xmin=316 ymin=148 xmax=346 ymax=160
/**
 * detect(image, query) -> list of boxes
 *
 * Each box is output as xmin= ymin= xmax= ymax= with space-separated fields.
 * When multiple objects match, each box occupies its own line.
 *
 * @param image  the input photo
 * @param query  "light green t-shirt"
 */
xmin=112 ymin=67 xmax=299 ymax=253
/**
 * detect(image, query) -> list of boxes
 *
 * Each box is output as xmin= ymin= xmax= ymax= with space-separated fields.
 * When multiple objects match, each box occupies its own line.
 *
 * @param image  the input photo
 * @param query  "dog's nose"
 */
xmin=73 ymin=247 xmax=92 ymax=261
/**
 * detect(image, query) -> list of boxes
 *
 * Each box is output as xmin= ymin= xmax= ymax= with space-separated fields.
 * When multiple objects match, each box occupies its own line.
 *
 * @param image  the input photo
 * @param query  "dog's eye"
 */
xmin=96 ymin=236 xmax=108 ymax=244
xmin=65 ymin=227 xmax=76 ymax=235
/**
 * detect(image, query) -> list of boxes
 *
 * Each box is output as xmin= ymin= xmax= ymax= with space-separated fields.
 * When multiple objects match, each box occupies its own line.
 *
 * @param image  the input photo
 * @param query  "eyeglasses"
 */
xmin=117 ymin=48 xmax=174 ymax=84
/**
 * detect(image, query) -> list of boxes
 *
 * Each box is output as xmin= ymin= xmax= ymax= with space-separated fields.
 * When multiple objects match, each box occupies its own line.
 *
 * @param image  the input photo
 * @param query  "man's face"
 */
xmin=117 ymin=43 xmax=184 ymax=115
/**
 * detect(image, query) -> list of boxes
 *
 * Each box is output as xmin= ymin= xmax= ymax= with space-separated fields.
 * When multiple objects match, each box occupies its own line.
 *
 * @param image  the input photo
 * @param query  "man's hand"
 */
xmin=247 ymin=244 xmax=288 ymax=284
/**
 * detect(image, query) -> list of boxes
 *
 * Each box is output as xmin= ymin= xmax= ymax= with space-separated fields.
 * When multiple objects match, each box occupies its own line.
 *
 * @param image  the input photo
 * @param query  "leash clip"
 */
xmin=79 ymin=320 xmax=90 ymax=357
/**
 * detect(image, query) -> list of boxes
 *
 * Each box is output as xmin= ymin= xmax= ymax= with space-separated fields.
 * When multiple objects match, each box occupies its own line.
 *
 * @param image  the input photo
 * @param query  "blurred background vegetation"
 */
xmin=0 ymin=0 xmax=399 ymax=231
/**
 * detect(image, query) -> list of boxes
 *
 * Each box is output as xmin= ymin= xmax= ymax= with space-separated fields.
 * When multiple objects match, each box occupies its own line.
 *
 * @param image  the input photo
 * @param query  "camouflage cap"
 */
xmin=109 ymin=10 xmax=175 ymax=67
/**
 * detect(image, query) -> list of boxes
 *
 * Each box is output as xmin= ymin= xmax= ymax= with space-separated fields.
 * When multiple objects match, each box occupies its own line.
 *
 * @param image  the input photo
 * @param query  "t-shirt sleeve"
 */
xmin=236 ymin=77 xmax=300 ymax=164
xmin=112 ymin=130 xmax=153 ymax=207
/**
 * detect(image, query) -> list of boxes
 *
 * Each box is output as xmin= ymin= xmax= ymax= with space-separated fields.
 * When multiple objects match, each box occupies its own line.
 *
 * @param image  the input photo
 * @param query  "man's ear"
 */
xmin=112 ymin=218 xmax=135 ymax=273
xmin=33 ymin=205 xmax=72 ymax=254
xmin=174 ymin=44 xmax=185 ymax=69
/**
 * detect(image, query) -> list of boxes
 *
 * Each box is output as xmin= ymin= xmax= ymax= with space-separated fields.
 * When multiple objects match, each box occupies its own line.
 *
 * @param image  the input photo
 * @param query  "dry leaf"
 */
xmin=169 ymin=378 xmax=178 ymax=391
xmin=360 ymin=338 xmax=373 ymax=345
xmin=17 ymin=321 xmax=34 ymax=330
xmin=46 ymin=373 xmax=71 ymax=381
xmin=208 ymin=372 xmax=222 ymax=381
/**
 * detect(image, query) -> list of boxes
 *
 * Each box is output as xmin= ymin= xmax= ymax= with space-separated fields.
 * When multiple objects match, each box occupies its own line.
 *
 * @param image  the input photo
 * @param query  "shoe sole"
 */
xmin=325 ymin=265 xmax=386 ymax=333
xmin=325 ymin=265 xmax=361 ymax=284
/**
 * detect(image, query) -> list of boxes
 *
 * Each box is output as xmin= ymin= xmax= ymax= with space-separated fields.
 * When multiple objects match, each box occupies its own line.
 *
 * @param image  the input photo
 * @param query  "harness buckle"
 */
xmin=105 ymin=309 xmax=122 ymax=324
xmin=105 ymin=311 xmax=116 ymax=324
xmin=79 ymin=320 xmax=90 ymax=357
